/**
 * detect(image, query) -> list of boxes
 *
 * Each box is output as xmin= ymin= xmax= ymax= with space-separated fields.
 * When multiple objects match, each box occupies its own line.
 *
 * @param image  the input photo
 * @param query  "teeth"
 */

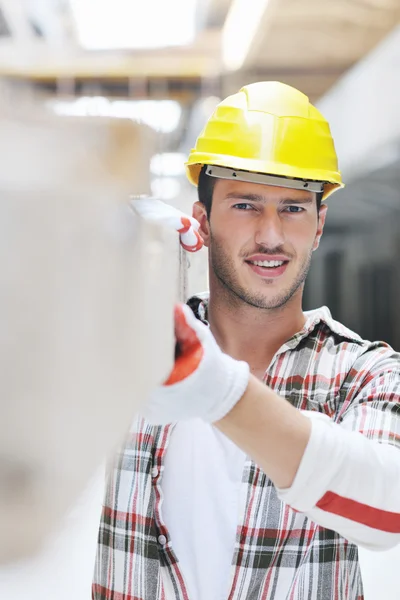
xmin=251 ymin=260 xmax=284 ymax=267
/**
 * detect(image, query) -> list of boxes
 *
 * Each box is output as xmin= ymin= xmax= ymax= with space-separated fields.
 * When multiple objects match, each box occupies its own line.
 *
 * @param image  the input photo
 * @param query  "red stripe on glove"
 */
xmin=316 ymin=490 xmax=400 ymax=533
xmin=178 ymin=217 xmax=192 ymax=234
xmin=164 ymin=305 xmax=204 ymax=386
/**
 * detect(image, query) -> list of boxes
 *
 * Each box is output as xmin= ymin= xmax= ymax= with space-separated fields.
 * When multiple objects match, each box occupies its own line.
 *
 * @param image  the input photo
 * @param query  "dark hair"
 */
xmin=198 ymin=165 xmax=215 ymax=219
xmin=198 ymin=164 xmax=324 ymax=217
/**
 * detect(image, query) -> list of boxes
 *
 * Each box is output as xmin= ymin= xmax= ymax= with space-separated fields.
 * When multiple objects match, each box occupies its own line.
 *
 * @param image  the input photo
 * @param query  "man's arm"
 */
xmin=216 ymin=375 xmax=312 ymax=489
xmin=216 ymin=356 xmax=400 ymax=550
xmin=141 ymin=304 xmax=400 ymax=550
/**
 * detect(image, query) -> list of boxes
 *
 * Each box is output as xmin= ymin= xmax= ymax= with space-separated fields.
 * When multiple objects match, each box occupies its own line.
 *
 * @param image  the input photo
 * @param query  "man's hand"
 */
xmin=131 ymin=197 xmax=204 ymax=252
xmin=140 ymin=304 xmax=250 ymax=424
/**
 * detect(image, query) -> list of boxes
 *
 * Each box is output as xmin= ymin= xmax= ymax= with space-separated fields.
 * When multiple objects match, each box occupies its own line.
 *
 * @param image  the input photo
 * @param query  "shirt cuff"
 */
xmin=276 ymin=411 xmax=345 ymax=512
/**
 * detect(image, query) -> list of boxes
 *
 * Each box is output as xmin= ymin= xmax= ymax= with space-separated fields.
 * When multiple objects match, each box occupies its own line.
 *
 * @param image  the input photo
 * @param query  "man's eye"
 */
xmin=285 ymin=206 xmax=304 ymax=213
xmin=233 ymin=203 xmax=254 ymax=210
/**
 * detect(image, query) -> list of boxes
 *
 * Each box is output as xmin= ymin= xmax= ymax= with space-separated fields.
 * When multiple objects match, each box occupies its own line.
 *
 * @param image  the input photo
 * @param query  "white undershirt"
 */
xmin=161 ymin=419 xmax=246 ymax=600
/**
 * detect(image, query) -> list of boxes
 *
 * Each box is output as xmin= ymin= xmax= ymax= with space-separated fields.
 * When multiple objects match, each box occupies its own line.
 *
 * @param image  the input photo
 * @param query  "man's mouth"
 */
xmin=248 ymin=259 xmax=285 ymax=268
xmin=245 ymin=257 xmax=289 ymax=278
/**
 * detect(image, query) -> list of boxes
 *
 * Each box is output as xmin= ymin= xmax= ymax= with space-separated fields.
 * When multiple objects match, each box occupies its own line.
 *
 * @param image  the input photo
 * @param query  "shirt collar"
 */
xmin=187 ymin=293 xmax=363 ymax=353
xmin=282 ymin=305 xmax=363 ymax=351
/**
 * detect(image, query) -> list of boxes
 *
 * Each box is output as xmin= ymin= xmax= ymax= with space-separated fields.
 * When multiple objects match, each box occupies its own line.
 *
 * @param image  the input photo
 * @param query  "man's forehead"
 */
xmin=214 ymin=178 xmax=315 ymax=202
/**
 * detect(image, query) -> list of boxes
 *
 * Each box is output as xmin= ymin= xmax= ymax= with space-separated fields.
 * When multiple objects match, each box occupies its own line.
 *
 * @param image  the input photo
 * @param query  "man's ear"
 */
xmin=193 ymin=202 xmax=211 ymax=247
xmin=313 ymin=204 xmax=328 ymax=251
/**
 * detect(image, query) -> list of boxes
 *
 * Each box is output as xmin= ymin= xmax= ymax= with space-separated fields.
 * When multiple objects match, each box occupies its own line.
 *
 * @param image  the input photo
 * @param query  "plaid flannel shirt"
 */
xmin=93 ymin=298 xmax=400 ymax=600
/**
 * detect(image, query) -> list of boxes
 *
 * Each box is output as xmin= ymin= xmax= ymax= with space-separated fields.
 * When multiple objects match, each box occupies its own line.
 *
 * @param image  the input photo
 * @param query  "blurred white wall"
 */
xmin=359 ymin=545 xmax=400 ymax=600
xmin=0 ymin=469 xmax=104 ymax=600
xmin=318 ymin=23 xmax=400 ymax=184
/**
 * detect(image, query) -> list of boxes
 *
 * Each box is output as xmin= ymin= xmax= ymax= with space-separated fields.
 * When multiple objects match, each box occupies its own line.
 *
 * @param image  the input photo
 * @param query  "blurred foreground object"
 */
xmin=131 ymin=196 xmax=204 ymax=252
xmin=0 ymin=104 xmax=178 ymax=563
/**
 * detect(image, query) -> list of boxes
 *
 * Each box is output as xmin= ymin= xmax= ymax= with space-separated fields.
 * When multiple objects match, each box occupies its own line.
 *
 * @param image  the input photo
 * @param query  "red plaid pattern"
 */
xmin=93 ymin=301 xmax=400 ymax=600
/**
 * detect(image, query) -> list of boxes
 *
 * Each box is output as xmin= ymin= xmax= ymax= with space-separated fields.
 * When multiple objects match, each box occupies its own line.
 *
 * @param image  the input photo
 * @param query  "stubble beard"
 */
xmin=209 ymin=232 xmax=314 ymax=310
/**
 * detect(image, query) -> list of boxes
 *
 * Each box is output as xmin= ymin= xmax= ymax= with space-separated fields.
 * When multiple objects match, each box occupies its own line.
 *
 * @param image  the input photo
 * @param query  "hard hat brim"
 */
xmin=186 ymin=155 xmax=344 ymax=200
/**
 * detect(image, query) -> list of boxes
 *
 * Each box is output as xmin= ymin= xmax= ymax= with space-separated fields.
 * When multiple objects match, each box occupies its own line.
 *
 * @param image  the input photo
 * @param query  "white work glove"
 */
xmin=140 ymin=304 xmax=250 ymax=424
xmin=130 ymin=196 xmax=204 ymax=252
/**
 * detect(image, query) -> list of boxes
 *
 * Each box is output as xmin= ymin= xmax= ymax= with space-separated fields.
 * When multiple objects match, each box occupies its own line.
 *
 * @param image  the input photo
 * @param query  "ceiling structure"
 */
xmin=240 ymin=0 xmax=400 ymax=101
xmin=0 ymin=1 xmax=398 ymax=231
xmin=0 ymin=0 xmax=398 ymax=104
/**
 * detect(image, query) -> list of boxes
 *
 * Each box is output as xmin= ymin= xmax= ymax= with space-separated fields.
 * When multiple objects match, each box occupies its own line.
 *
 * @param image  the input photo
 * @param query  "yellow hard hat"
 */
xmin=186 ymin=81 xmax=344 ymax=200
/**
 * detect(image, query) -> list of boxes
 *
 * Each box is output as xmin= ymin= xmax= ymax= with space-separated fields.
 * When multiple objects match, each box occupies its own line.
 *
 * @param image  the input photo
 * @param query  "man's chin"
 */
xmin=236 ymin=289 xmax=288 ymax=310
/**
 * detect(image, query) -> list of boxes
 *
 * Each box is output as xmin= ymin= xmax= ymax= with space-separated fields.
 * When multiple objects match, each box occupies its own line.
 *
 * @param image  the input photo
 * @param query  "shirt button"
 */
xmin=158 ymin=534 xmax=167 ymax=546
xmin=151 ymin=467 xmax=159 ymax=478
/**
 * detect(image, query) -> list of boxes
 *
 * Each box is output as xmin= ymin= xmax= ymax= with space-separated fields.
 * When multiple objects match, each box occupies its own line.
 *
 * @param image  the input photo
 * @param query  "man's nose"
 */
xmin=254 ymin=209 xmax=285 ymax=249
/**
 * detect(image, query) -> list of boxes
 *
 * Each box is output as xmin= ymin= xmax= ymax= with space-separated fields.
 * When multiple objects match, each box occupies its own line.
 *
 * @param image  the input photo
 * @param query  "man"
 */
xmin=93 ymin=82 xmax=400 ymax=600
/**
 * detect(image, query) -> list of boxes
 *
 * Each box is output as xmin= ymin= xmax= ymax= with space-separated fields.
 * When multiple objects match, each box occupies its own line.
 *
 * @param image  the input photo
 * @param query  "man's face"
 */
xmin=193 ymin=179 xmax=327 ymax=310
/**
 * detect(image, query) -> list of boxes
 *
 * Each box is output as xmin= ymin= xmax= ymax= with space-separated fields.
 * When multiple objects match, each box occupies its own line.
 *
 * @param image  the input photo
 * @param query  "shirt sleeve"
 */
xmin=277 ymin=342 xmax=400 ymax=551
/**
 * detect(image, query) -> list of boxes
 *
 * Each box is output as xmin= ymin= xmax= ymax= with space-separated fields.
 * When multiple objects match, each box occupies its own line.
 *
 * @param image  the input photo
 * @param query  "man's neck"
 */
xmin=207 ymin=286 xmax=306 ymax=378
